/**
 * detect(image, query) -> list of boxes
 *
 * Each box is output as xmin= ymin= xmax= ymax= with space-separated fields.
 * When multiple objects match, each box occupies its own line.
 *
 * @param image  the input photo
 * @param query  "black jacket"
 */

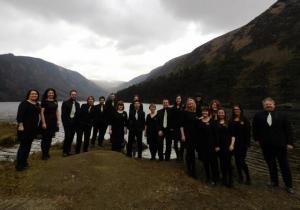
xmin=252 ymin=110 xmax=294 ymax=147
xmin=157 ymin=107 xmax=173 ymax=131
xmin=128 ymin=109 xmax=145 ymax=132
xmin=61 ymin=99 xmax=80 ymax=126
xmin=93 ymin=104 xmax=107 ymax=126
xmin=77 ymin=104 xmax=95 ymax=127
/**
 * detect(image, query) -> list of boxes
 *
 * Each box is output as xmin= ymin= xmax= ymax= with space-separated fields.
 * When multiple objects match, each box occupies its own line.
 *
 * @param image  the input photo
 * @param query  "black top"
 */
xmin=61 ymin=99 xmax=80 ymax=126
xmin=111 ymin=111 xmax=128 ymax=131
xmin=105 ymin=99 xmax=118 ymax=124
xmin=252 ymin=110 xmax=293 ymax=147
xmin=128 ymin=109 xmax=145 ymax=132
xmin=41 ymin=100 xmax=58 ymax=131
xmin=145 ymin=114 xmax=158 ymax=137
xmin=180 ymin=111 xmax=198 ymax=145
xmin=17 ymin=100 xmax=40 ymax=136
xmin=93 ymin=104 xmax=107 ymax=126
xmin=77 ymin=104 xmax=95 ymax=127
xmin=156 ymin=107 xmax=173 ymax=131
xmin=171 ymin=105 xmax=184 ymax=129
xmin=229 ymin=117 xmax=251 ymax=149
xmin=215 ymin=122 xmax=231 ymax=152
xmin=129 ymin=103 xmax=144 ymax=116
xmin=197 ymin=119 xmax=218 ymax=151
xmin=196 ymin=101 xmax=207 ymax=117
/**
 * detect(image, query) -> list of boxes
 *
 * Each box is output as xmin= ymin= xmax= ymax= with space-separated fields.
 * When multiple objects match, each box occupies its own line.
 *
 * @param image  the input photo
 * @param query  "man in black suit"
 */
xmin=253 ymin=97 xmax=294 ymax=194
xmin=127 ymin=100 xmax=145 ymax=158
xmin=157 ymin=99 xmax=174 ymax=161
xmin=61 ymin=90 xmax=80 ymax=156
xmin=91 ymin=96 xmax=108 ymax=147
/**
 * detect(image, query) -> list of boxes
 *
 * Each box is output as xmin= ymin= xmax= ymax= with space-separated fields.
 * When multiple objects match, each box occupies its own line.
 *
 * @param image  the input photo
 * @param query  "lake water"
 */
xmin=0 ymin=102 xmax=299 ymax=184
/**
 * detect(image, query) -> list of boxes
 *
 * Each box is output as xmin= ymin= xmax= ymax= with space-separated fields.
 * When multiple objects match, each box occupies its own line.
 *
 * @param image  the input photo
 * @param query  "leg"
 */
xmin=136 ymin=131 xmax=143 ymax=158
xmin=76 ymin=129 xmax=83 ymax=154
xmin=91 ymin=125 xmax=98 ymax=145
xmin=240 ymin=147 xmax=251 ymax=183
xmin=98 ymin=124 xmax=108 ymax=146
xmin=234 ymin=150 xmax=244 ymax=182
xmin=185 ymin=144 xmax=196 ymax=177
xmin=262 ymin=147 xmax=279 ymax=185
xmin=157 ymin=134 xmax=165 ymax=161
xmin=276 ymin=147 xmax=293 ymax=188
xmin=126 ymin=130 xmax=134 ymax=157
xmin=164 ymin=131 xmax=172 ymax=161
xmin=83 ymin=127 xmax=92 ymax=152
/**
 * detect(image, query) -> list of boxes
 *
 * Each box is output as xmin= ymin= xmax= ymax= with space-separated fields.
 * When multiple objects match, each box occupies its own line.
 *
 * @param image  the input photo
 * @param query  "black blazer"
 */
xmin=157 ymin=107 xmax=173 ymax=131
xmin=129 ymin=103 xmax=144 ymax=116
xmin=77 ymin=104 xmax=95 ymax=127
xmin=93 ymin=104 xmax=107 ymax=126
xmin=61 ymin=99 xmax=80 ymax=126
xmin=128 ymin=109 xmax=145 ymax=132
xmin=252 ymin=110 xmax=293 ymax=147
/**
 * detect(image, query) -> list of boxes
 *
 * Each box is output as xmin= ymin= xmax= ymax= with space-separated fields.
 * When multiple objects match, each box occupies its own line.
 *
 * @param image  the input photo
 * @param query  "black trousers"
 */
xmin=158 ymin=128 xmax=172 ymax=160
xmin=202 ymin=151 xmax=219 ymax=183
xmin=62 ymin=123 xmax=77 ymax=155
xmin=16 ymin=132 xmax=34 ymax=169
xmin=185 ymin=143 xmax=196 ymax=177
xmin=76 ymin=126 xmax=92 ymax=153
xmin=234 ymin=147 xmax=250 ymax=182
xmin=219 ymin=151 xmax=233 ymax=186
xmin=172 ymin=128 xmax=184 ymax=160
xmin=262 ymin=146 xmax=293 ymax=188
xmin=41 ymin=129 xmax=54 ymax=158
xmin=127 ymin=129 xmax=143 ymax=158
xmin=147 ymin=134 xmax=158 ymax=159
xmin=91 ymin=123 xmax=107 ymax=146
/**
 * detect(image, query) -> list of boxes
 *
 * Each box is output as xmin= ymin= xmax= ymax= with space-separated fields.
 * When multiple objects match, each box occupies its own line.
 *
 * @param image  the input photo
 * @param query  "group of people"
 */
xmin=15 ymin=88 xmax=295 ymax=194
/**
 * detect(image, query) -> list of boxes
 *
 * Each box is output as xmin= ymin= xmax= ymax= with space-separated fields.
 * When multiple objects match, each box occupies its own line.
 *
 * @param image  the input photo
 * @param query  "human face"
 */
xmin=110 ymin=94 xmax=116 ymax=101
xmin=176 ymin=96 xmax=182 ymax=105
xmin=150 ymin=105 xmax=156 ymax=114
xmin=162 ymin=100 xmax=169 ymax=109
xmin=99 ymin=98 xmax=105 ymax=105
xmin=218 ymin=109 xmax=225 ymax=120
xmin=87 ymin=97 xmax=94 ymax=106
xmin=196 ymin=96 xmax=202 ymax=102
xmin=134 ymin=101 xmax=140 ymax=110
xmin=212 ymin=102 xmax=218 ymax=111
xmin=29 ymin=91 xmax=39 ymax=102
xmin=133 ymin=96 xmax=139 ymax=101
xmin=233 ymin=106 xmax=241 ymax=117
xmin=47 ymin=90 xmax=55 ymax=100
xmin=263 ymin=100 xmax=275 ymax=112
xmin=186 ymin=99 xmax=194 ymax=111
xmin=202 ymin=110 xmax=209 ymax=118
xmin=70 ymin=91 xmax=77 ymax=100
xmin=118 ymin=104 xmax=124 ymax=111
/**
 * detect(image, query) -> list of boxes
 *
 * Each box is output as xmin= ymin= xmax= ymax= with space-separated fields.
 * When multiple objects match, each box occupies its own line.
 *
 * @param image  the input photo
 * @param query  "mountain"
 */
xmin=117 ymin=0 xmax=300 ymax=108
xmin=0 ymin=54 xmax=108 ymax=101
xmin=92 ymin=80 xmax=125 ymax=93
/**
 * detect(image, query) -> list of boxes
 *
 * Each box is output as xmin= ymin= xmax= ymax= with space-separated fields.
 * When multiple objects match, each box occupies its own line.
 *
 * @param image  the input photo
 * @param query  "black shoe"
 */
xmin=15 ymin=166 xmax=26 ymax=171
xmin=62 ymin=153 xmax=69 ymax=157
xmin=267 ymin=182 xmax=279 ymax=188
xmin=286 ymin=187 xmax=295 ymax=194
xmin=210 ymin=182 xmax=217 ymax=187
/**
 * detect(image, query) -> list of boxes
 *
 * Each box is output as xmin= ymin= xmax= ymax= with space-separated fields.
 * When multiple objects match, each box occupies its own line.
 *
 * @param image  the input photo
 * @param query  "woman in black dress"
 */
xmin=40 ymin=88 xmax=59 ymax=160
xmin=180 ymin=98 xmax=198 ymax=178
xmin=109 ymin=101 xmax=128 ymax=152
xmin=172 ymin=95 xmax=184 ymax=161
xmin=197 ymin=107 xmax=219 ymax=185
xmin=229 ymin=104 xmax=251 ymax=185
xmin=16 ymin=89 xmax=41 ymax=171
xmin=145 ymin=103 xmax=158 ymax=160
xmin=76 ymin=96 xmax=95 ymax=153
xmin=209 ymin=99 xmax=221 ymax=121
xmin=215 ymin=108 xmax=234 ymax=187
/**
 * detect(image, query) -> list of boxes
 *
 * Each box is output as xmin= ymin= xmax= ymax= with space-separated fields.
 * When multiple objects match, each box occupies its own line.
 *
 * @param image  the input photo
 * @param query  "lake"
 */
xmin=0 ymin=102 xmax=299 ymax=184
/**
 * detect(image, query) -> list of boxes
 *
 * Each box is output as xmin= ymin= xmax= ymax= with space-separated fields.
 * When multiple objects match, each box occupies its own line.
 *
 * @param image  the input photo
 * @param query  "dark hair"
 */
xmin=149 ymin=103 xmax=156 ymax=109
xmin=209 ymin=99 xmax=221 ymax=110
xmin=69 ymin=89 xmax=77 ymax=95
xmin=132 ymin=94 xmax=140 ymax=102
xmin=26 ymin=89 xmax=39 ymax=101
xmin=173 ymin=95 xmax=183 ymax=107
xmin=217 ymin=107 xmax=228 ymax=123
xmin=117 ymin=100 xmax=125 ymax=110
xmin=231 ymin=104 xmax=245 ymax=120
xmin=99 ymin=96 xmax=105 ymax=100
xmin=86 ymin=96 xmax=95 ymax=102
xmin=202 ymin=106 xmax=210 ymax=115
xmin=42 ymin=88 xmax=57 ymax=101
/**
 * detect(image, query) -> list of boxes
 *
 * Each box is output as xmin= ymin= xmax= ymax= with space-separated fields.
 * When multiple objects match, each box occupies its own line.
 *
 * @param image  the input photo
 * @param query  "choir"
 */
xmin=14 ymin=89 xmax=295 ymax=194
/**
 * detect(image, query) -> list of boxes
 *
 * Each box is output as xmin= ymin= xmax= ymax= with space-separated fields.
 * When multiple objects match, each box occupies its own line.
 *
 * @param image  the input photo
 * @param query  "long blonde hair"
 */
xmin=185 ymin=98 xmax=196 ymax=112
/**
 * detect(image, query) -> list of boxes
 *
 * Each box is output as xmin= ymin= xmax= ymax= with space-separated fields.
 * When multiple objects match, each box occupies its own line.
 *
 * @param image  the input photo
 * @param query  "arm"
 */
xmin=41 ymin=107 xmax=47 ymax=129
xmin=229 ymin=137 xmax=236 ymax=151
xmin=245 ymin=118 xmax=251 ymax=147
xmin=180 ymin=127 xmax=186 ymax=142
xmin=283 ymin=114 xmax=294 ymax=149
xmin=16 ymin=102 xmax=26 ymax=131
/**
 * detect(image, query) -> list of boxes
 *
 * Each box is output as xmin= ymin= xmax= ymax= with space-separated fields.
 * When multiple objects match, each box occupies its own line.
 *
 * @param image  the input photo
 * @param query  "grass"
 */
xmin=0 ymin=122 xmax=17 ymax=147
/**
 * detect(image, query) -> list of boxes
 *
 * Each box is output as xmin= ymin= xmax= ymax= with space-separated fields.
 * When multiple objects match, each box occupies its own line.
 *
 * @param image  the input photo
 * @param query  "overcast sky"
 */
xmin=0 ymin=0 xmax=276 ymax=81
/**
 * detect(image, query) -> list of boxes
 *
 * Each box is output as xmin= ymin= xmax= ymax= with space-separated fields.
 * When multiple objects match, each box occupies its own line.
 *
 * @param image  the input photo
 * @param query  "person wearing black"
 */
xmin=216 ymin=108 xmax=234 ymax=187
xmin=209 ymin=99 xmax=221 ymax=121
xmin=91 ymin=96 xmax=107 ymax=147
xmin=127 ymin=100 xmax=145 ymax=158
xmin=157 ymin=99 xmax=173 ymax=161
xmin=129 ymin=94 xmax=144 ymax=115
xmin=16 ymin=89 xmax=41 ymax=171
xmin=109 ymin=101 xmax=128 ymax=152
xmin=171 ymin=95 xmax=184 ymax=161
xmin=197 ymin=107 xmax=219 ymax=186
xmin=180 ymin=98 xmax=198 ymax=178
xmin=145 ymin=104 xmax=158 ymax=160
xmin=195 ymin=93 xmax=206 ymax=118
xmin=61 ymin=90 xmax=80 ymax=157
xmin=105 ymin=93 xmax=118 ymax=121
xmin=253 ymin=97 xmax=294 ymax=194
xmin=40 ymin=88 xmax=59 ymax=160
xmin=76 ymin=96 xmax=95 ymax=153
xmin=229 ymin=104 xmax=251 ymax=185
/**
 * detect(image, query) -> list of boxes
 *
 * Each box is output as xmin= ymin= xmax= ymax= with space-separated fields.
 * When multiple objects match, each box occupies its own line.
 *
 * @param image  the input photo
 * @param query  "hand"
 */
xmin=287 ymin=144 xmax=294 ymax=151
xmin=124 ymin=128 xmax=127 ymax=135
xmin=18 ymin=123 xmax=24 ymax=131
xmin=229 ymin=144 xmax=234 ymax=151
xmin=158 ymin=130 xmax=163 ymax=137
xmin=181 ymin=135 xmax=186 ymax=142
xmin=42 ymin=123 xmax=47 ymax=129
xmin=109 ymin=129 xmax=112 ymax=135
xmin=215 ymin=147 xmax=220 ymax=152
xmin=144 ymin=133 xmax=147 ymax=137
xmin=57 ymin=121 xmax=60 ymax=127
